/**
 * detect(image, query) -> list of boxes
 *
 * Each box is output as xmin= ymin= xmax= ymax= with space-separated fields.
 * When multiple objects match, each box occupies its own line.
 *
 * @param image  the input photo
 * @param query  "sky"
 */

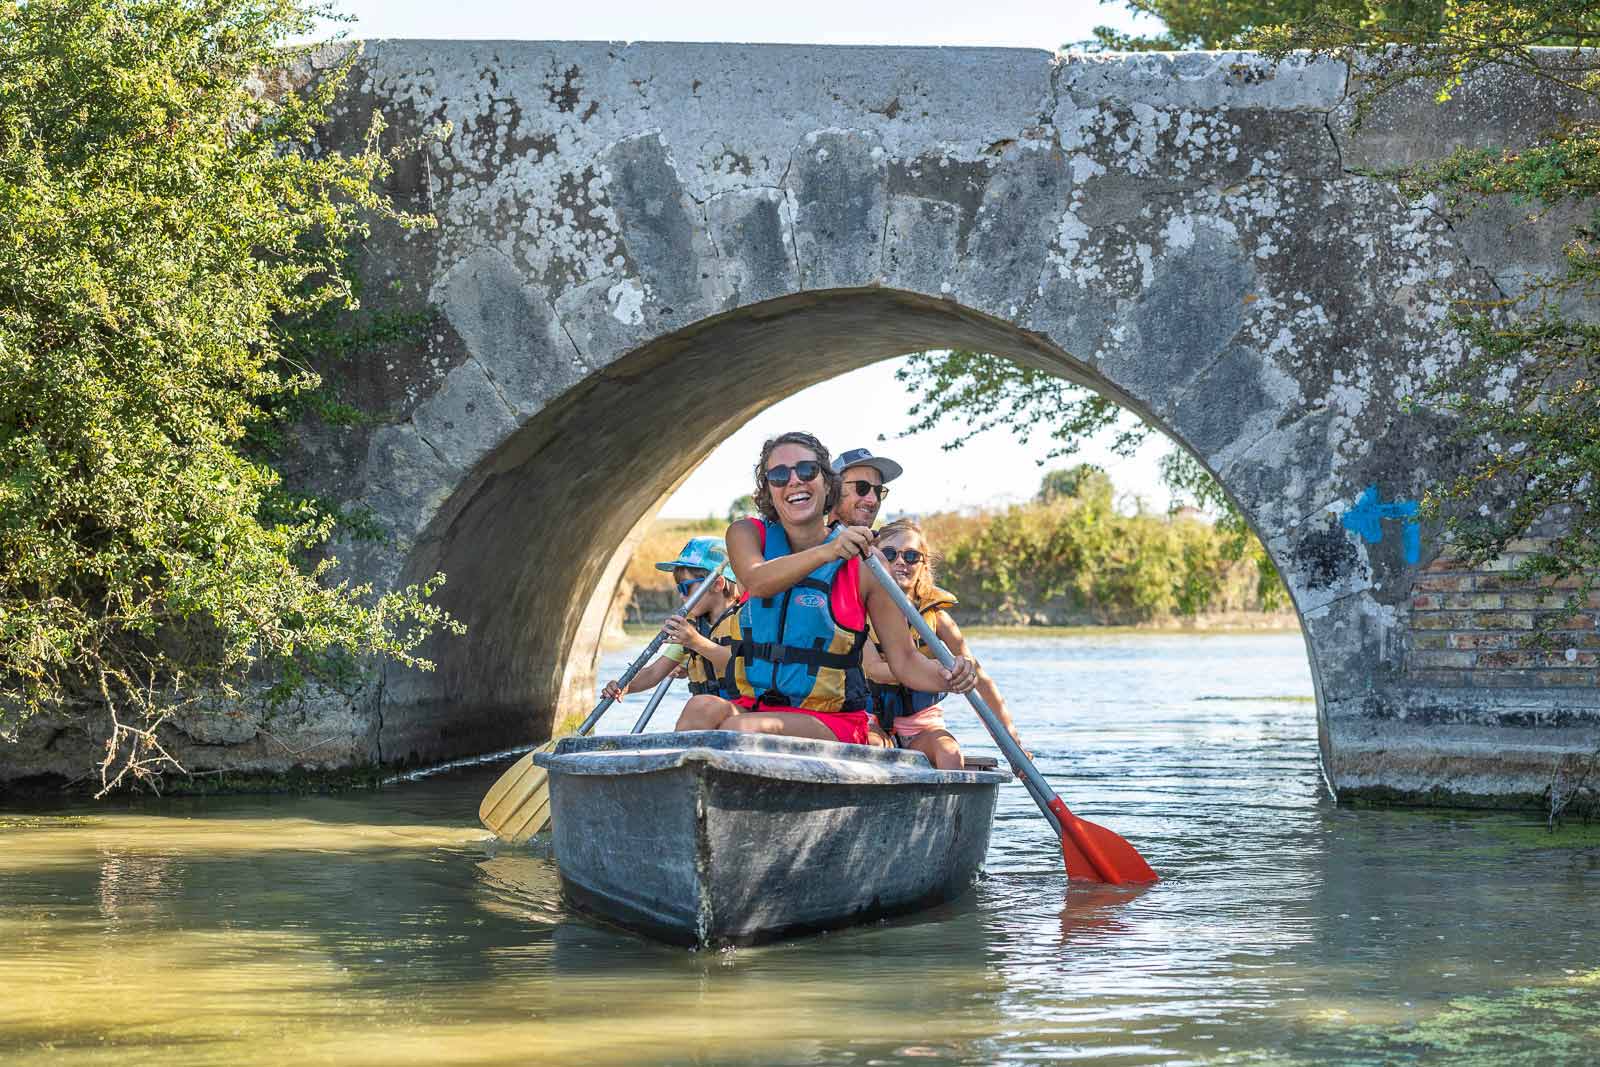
xmin=310 ymin=1 xmax=1179 ymax=519
xmin=314 ymin=1 xmax=1157 ymax=49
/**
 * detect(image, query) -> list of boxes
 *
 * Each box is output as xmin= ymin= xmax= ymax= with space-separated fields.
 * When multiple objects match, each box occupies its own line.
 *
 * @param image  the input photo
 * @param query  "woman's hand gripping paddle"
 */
xmin=864 ymin=555 xmax=1157 ymax=885
xmin=478 ymin=564 xmax=727 ymax=844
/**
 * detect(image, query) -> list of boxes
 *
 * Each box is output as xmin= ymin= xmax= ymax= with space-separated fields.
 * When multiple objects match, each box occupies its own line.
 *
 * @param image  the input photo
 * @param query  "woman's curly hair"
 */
xmin=751 ymin=431 xmax=840 ymax=522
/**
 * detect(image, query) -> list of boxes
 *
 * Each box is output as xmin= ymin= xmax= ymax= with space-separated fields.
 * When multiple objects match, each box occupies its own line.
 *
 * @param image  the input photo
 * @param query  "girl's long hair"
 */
xmin=751 ymin=431 xmax=840 ymax=522
xmin=876 ymin=517 xmax=937 ymax=606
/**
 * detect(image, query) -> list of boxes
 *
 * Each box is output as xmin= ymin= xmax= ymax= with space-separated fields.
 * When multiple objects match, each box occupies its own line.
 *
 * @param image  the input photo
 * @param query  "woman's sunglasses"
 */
xmin=881 ymin=547 xmax=923 ymax=565
xmin=764 ymin=460 xmax=821 ymax=487
xmin=846 ymin=480 xmax=887 ymax=501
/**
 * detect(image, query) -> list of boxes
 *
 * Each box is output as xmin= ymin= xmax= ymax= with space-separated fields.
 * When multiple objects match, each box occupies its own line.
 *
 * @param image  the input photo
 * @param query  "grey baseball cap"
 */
xmin=832 ymin=447 xmax=903 ymax=484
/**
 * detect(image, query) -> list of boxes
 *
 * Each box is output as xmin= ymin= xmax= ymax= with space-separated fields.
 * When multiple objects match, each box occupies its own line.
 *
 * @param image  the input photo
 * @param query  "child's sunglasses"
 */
xmin=881 ymin=547 xmax=923 ymax=565
xmin=763 ymin=460 xmax=821 ymax=487
xmin=676 ymin=572 xmax=712 ymax=596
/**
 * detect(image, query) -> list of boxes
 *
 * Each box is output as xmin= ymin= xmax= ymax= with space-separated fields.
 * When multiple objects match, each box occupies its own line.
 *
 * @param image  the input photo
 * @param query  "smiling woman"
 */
xmin=667 ymin=431 xmax=981 ymax=744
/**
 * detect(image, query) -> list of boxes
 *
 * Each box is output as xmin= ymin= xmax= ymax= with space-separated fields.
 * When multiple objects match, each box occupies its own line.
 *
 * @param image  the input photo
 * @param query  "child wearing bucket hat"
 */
xmin=601 ymin=536 xmax=743 ymax=705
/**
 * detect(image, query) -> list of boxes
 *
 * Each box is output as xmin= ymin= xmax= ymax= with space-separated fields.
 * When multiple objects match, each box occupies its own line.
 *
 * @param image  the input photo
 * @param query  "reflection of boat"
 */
xmin=533 ymin=731 xmax=1010 ymax=947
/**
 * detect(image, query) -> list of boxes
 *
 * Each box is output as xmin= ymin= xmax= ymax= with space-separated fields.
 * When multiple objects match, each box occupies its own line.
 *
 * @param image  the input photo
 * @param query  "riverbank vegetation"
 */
xmin=625 ymin=468 xmax=1293 ymax=627
xmin=0 ymin=0 xmax=458 ymax=793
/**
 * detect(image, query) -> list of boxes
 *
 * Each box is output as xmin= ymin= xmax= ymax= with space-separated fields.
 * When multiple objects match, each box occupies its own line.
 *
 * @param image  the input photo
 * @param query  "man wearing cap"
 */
xmin=601 ymin=536 xmax=742 ymax=707
xmin=830 ymin=448 xmax=903 ymax=747
xmin=831 ymin=446 xmax=902 ymax=529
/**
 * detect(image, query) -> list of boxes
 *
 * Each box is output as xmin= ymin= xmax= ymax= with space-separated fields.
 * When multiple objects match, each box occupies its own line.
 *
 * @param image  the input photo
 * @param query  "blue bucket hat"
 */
xmin=655 ymin=535 xmax=728 ymax=574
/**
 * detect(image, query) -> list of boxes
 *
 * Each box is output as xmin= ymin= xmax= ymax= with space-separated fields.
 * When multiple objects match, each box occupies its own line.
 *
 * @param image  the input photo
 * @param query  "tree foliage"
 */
xmin=0 ymin=0 xmax=460 ymax=792
xmin=923 ymin=475 xmax=1285 ymax=624
xmin=1084 ymin=0 xmax=1443 ymax=52
xmin=1038 ymin=464 xmax=1114 ymax=505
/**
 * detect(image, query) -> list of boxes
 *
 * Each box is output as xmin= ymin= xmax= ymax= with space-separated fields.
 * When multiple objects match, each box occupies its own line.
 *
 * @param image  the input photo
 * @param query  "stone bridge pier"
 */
xmin=12 ymin=42 xmax=1597 ymax=805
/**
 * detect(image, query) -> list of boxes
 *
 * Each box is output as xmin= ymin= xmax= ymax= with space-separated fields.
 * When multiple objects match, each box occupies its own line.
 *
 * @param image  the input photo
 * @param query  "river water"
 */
xmin=2 ymin=631 xmax=1597 ymax=1066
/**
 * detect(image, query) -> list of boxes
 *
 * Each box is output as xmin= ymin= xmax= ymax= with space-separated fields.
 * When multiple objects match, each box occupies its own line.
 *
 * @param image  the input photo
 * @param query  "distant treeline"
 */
xmin=623 ymin=470 xmax=1292 ymax=627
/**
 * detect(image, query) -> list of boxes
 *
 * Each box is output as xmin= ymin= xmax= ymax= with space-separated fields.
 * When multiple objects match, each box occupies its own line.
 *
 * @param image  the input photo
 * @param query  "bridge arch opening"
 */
xmin=377 ymin=286 xmax=1326 ymax=770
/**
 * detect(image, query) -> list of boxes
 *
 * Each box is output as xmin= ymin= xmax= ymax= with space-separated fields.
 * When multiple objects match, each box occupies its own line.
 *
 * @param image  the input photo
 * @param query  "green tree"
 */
xmin=726 ymin=493 xmax=756 ymax=524
xmin=923 ymin=474 xmax=1278 ymax=623
xmin=1083 ymin=0 xmax=1442 ymax=51
xmin=1038 ymin=464 xmax=1114 ymax=505
xmin=0 ymin=0 xmax=459 ymax=793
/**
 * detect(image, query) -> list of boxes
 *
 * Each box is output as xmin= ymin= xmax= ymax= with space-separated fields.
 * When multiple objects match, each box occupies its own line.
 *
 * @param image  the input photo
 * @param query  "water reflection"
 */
xmin=1056 ymin=882 xmax=1147 ymax=945
xmin=1 ymin=633 xmax=1597 ymax=1066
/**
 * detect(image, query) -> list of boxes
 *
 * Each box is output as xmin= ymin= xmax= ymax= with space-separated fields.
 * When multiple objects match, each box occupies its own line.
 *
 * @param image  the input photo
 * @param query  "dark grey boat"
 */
xmin=532 ymin=730 xmax=1010 ymax=946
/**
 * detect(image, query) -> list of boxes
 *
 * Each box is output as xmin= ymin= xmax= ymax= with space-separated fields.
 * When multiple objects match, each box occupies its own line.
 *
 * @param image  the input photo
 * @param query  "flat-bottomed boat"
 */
xmin=533 ymin=730 xmax=1010 ymax=946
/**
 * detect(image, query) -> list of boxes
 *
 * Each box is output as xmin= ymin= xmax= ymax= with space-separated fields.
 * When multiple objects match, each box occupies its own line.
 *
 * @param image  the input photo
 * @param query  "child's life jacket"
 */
xmin=868 ymin=586 xmax=958 ymax=731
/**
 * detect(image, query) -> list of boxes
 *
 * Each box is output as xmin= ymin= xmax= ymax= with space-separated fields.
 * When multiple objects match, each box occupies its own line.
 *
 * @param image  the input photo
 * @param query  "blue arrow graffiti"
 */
xmin=1341 ymin=484 xmax=1421 ymax=565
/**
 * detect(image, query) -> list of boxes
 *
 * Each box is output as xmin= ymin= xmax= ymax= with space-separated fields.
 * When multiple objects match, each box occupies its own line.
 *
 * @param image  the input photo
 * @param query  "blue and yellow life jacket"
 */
xmin=869 ymin=586 xmax=958 ymax=731
xmin=724 ymin=520 xmax=867 ymax=713
xmin=685 ymin=604 xmax=740 ymax=697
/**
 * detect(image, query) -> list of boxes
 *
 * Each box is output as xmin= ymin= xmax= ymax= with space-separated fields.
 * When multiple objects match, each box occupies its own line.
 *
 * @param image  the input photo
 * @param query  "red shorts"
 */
xmin=729 ymin=696 xmax=870 ymax=745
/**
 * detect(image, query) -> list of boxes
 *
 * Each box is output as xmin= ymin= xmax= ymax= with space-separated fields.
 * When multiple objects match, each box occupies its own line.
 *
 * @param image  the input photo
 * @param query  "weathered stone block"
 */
xmin=882 ymin=194 xmax=961 ymax=293
xmin=600 ymin=132 xmax=729 ymax=327
xmin=434 ymin=247 xmax=587 ymax=417
xmin=706 ymin=187 xmax=799 ymax=306
xmin=950 ymin=140 xmax=1069 ymax=320
xmin=1332 ymin=49 xmax=1600 ymax=172
xmin=409 ymin=358 xmax=520 ymax=473
xmin=1056 ymin=51 xmax=1346 ymax=112
xmin=786 ymin=129 xmax=888 ymax=290
xmin=1409 ymin=650 xmax=1477 ymax=670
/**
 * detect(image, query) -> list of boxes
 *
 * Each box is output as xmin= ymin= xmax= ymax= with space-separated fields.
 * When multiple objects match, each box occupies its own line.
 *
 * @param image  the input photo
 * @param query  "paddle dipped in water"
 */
xmin=864 ymin=554 xmax=1158 ymax=885
xmin=478 ymin=562 xmax=728 ymax=844
xmin=630 ymin=673 xmax=676 ymax=734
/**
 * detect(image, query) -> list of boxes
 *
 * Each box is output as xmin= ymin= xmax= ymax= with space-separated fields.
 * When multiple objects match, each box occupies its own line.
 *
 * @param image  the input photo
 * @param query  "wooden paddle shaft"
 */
xmin=864 ymin=555 xmax=1066 ymax=838
xmin=576 ymin=562 xmax=728 ymax=736
xmin=631 ymin=674 xmax=675 ymax=733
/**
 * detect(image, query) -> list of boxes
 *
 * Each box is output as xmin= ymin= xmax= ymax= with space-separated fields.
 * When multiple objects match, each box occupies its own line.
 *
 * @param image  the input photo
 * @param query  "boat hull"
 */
xmin=534 ymin=731 xmax=1008 ymax=946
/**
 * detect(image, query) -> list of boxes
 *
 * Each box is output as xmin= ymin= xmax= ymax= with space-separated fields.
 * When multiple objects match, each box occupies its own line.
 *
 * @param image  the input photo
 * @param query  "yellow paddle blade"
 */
xmin=478 ymin=741 xmax=558 ymax=842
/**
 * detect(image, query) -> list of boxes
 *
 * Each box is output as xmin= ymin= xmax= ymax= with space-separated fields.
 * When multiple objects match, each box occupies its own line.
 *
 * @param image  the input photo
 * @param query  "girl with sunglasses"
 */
xmin=861 ymin=518 xmax=1026 ymax=770
xmin=603 ymin=536 xmax=742 ymax=705
xmin=674 ymin=431 xmax=977 ymax=742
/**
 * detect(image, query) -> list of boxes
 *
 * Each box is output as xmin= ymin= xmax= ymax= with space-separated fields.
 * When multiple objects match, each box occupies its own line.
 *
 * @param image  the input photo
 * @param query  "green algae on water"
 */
xmin=1359 ymin=970 xmax=1600 ymax=1065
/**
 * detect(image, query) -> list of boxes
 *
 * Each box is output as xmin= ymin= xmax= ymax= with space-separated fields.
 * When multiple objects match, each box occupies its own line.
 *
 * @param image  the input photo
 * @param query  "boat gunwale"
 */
xmin=534 ymin=729 xmax=1012 ymax=787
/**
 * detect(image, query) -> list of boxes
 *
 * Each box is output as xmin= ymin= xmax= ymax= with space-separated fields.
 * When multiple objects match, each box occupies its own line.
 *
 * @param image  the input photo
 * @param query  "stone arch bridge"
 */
xmin=14 ymin=42 xmax=1598 ymax=805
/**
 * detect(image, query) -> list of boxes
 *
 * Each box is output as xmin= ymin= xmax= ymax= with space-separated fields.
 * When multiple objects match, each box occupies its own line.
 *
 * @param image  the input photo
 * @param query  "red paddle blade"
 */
xmin=1049 ymin=797 xmax=1159 ymax=885
xmin=1057 ymin=822 xmax=1102 ymax=882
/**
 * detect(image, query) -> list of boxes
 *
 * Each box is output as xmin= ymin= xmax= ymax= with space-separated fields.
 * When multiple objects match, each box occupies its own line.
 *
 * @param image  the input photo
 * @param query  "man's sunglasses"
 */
xmin=676 ymin=572 xmax=713 ymax=597
xmin=763 ymin=460 xmax=821 ymax=487
xmin=846 ymin=480 xmax=888 ymax=501
xmin=881 ymin=547 xmax=924 ymax=565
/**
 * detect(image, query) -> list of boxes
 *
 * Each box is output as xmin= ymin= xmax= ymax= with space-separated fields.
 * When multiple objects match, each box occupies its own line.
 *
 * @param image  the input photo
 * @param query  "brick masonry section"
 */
xmin=1406 ymin=540 xmax=1600 ymax=687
